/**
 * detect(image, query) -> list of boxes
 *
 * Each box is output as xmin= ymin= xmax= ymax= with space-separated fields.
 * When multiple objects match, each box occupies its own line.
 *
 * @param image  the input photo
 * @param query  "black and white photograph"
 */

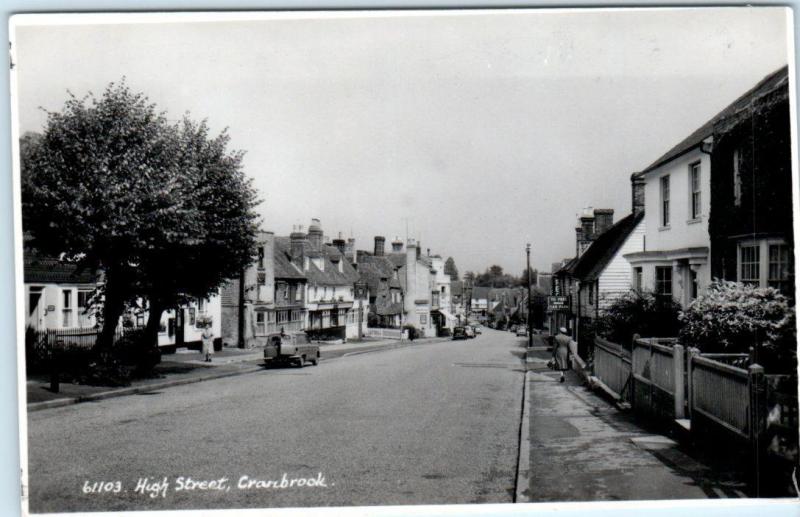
xmin=8 ymin=7 xmax=800 ymax=515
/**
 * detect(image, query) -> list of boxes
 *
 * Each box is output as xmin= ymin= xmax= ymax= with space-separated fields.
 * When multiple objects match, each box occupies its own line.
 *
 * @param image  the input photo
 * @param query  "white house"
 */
xmin=624 ymin=131 xmax=713 ymax=308
xmin=24 ymin=254 xmax=221 ymax=350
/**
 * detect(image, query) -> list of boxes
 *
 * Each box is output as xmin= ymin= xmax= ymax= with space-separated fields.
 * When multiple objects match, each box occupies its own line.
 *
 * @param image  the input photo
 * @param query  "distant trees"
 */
xmin=520 ymin=267 xmax=538 ymax=287
xmin=444 ymin=257 xmax=459 ymax=281
xmin=22 ymin=80 xmax=261 ymax=355
xmin=474 ymin=265 xmax=517 ymax=288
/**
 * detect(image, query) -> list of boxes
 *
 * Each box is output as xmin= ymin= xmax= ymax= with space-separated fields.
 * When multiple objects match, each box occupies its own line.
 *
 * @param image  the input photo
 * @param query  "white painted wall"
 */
xmin=598 ymin=218 xmax=645 ymax=310
xmin=643 ymin=147 xmax=711 ymax=253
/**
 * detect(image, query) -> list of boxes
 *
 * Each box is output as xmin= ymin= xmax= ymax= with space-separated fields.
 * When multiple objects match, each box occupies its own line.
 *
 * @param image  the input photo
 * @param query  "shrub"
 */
xmin=594 ymin=290 xmax=682 ymax=348
xmin=679 ymin=280 xmax=796 ymax=372
xmin=402 ymin=324 xmax=418 ymax=340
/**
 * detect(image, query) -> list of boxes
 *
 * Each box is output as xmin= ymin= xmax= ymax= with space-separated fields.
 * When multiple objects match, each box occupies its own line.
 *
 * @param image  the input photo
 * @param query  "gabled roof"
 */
xmin=571 ymin=211 xmax=644 ymax=282
xmin=355 ymin=256 xmax=397 ymax=295
xmin=641 ymin=65 xmax=789 ymax=175
xmin=273 ymin=238 xmax=306 ymax=280
xmin=25 ymin=255 xmax=97 ymax=284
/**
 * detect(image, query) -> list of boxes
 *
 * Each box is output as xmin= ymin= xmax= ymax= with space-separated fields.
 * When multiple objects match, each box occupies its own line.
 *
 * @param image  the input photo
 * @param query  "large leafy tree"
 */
xmin=22 ymin=81 xmax=260 ymax=352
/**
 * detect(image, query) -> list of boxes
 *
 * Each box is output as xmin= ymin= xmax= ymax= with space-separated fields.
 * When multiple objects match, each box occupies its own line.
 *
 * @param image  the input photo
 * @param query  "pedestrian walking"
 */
xmin=201 ymin=323 xmax=215 ymax=363
xmin=553 ymin=326 xmax=573 ymax=383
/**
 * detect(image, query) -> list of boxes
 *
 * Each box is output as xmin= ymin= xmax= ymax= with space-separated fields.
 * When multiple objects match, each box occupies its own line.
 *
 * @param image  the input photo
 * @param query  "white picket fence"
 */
xmin=365 ymin=327 xmax=404 ymax=340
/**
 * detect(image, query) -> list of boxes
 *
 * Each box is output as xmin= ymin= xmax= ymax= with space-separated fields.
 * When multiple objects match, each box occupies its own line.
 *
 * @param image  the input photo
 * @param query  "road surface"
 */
xmin=26 ymin=329 xmax=526 ymax=513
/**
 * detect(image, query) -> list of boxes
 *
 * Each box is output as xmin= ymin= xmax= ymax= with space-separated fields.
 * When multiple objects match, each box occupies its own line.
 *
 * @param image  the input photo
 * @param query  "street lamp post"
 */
xmin=526 ymin=243 xmax=533 ymax=348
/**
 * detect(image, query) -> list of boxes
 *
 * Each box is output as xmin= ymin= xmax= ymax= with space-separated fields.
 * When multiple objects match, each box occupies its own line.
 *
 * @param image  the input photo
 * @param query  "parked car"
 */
xmin=263 ymin=332 xmax=319 ymax=367
xmin=472 ymin=325 xmax=482 ymax=335
xmin=516 ymin=325 xmax=527 ymax=337
xmin=464 ymin=326 xmax=475 ymax=338
xmin=509 ymin=324 xmax=518 ymax=333
xmin=452 ymin=326 xmax=468 ymax=340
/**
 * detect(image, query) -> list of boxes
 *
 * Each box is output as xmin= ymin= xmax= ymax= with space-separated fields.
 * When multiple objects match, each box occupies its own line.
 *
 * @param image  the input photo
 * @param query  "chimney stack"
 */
xmin=631 ymin=172 xmax=645 ymax=216
xmin=308 ymin=218 xmax=323 ymax=251
xmin=391 ymin=237 xmax=403 ymax=253
xmin=332 ymin=238 xmax=346 ymax=255
xmin=577 ymin=208 xmax=595 ymax=256
xmin=290 ymin=226 xmax=307 ymax=265
xmin=374 ymin=236 xmax=386 ymax=257
xmin=594 ymin=208 xmax=614 ymax=236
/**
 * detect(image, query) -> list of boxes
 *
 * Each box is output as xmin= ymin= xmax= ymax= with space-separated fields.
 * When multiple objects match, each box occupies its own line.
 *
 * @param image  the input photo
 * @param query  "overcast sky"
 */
xmin=12 ymin=8 xmax=791 ymax=276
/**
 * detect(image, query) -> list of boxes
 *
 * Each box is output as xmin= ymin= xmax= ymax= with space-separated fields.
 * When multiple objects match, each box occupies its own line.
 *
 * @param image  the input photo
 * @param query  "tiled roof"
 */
xmin=641 ymin=65 xmax=789 ymax=175
xmin=471 ymin=286 xmax=491 ymax=300
xmin=24 ymin=255 xmax=97 ymax=284
xmin=571 ymin=211 xmax=644 ymax=282
xmin=386 ymin=253 xmax=406 ymax=268
xmin=273 ymin=238 xmax=359 ymax=286
xmin=273 ymin=238 xmax=307 ymax=280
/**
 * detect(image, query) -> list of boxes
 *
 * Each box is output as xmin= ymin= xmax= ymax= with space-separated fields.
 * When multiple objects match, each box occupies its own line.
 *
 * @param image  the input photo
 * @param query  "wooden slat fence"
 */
xmin=689 ymin=354 xmax=750 ymax=438
xmin=592 ymin=337 xmax=631 ymax=400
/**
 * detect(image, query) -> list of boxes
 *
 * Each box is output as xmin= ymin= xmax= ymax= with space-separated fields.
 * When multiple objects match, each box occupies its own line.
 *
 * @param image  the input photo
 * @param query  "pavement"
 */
xmin=26 ymin=336 xmax=445 ymax=410
xmin=522 ymin=334 xmax=753 ymax=502
xmin=25 ymin=329 xmax=523 ymax=513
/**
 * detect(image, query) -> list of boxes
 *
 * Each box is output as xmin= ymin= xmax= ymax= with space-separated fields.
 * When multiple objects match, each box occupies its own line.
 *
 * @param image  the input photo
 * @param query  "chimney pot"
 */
xmin=308 ymin=218 xmax=323 ymax=251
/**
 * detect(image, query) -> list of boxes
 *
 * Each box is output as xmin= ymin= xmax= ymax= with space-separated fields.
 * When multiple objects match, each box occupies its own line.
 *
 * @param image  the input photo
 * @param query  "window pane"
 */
xmin=740 ymin=245 xmax=760 ymax=285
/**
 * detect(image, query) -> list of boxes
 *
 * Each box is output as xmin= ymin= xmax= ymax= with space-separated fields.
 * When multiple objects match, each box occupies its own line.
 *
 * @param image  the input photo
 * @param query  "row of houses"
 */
xmin=23 ymin=217 xmax=470 ymax=349
xmin=549 ymin=65 xmax=794 ymax=355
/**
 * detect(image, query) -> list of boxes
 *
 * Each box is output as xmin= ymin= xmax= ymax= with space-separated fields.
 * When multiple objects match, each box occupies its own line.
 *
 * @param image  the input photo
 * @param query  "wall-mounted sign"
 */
xmin=547 ymin=296 xmax=570 ymax=311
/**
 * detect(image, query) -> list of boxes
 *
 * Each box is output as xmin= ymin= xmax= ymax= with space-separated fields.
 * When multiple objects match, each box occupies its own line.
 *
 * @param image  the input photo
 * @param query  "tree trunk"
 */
xmin=95 ymin=271 xmax=126 ymax=355
xmin=144 ymin=297 xmax=165 ymax=350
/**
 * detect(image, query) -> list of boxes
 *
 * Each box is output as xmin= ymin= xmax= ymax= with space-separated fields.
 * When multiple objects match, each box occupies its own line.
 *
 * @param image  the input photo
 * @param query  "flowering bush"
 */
xmin=679 ymin=280 xmax=796 ymax=371
xmin=593 ymin=290 xmax=682 ymax=348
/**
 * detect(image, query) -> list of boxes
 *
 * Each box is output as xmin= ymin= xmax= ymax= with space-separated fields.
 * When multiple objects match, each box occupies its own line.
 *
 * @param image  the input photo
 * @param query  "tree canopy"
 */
xmin=444 ymin=257 xmax=459 ymax=281
xmin=22 ymin=81 xmax=261 ymax=350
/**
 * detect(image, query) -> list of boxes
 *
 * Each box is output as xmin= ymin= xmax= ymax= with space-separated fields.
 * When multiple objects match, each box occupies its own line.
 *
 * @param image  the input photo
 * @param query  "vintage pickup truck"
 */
xmin=263 ymin=332 xmax=320 ymax=367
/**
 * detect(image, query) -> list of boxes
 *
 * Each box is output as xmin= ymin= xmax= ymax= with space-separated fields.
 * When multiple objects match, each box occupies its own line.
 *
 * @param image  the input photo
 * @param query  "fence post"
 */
xmin=748 ymin=363 xmax=767 ymax=497
xmin=686 ymin=347 xmax=697 ymax=420
xmin=673 ymin=344 xmax=685 ymax=419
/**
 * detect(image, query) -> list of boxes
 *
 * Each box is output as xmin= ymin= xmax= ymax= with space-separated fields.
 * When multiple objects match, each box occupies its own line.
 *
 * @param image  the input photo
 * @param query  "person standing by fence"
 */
xmin=553 ymin=327 xmax=573 ymax=383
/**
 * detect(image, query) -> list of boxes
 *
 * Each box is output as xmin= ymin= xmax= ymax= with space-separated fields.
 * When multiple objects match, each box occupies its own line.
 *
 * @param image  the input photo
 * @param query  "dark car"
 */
xmin=263 ymin=332 xmax=320 ymax=367
xmin=452 ymin=326 xmax=468 ymax=340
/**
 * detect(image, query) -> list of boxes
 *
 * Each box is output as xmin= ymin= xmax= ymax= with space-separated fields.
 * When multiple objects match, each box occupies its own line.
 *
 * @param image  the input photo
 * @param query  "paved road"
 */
xmin=26 ymin=329 xmax=526 ymax=513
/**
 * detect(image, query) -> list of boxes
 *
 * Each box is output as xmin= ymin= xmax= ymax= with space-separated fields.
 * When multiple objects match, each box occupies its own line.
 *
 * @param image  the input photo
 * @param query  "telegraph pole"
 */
xmin=526 ymin=243 xmax=533 ymax=348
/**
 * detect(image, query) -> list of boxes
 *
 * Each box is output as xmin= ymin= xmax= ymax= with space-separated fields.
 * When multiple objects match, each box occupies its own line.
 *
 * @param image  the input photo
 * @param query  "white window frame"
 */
xmin=255 ymin=312 xmax=266 ymax=336
xmin=655 ymin=266 xmax=672 ymax=297
xmin=62 ymin=289 xmax=73 ymax=328
xmin=689 ymin=162 xmax=702 ymax=220
xmin=737 ymin=239 xmax=790 ymax=290
xmin=660 ymin=175 xmax=671 ymax=227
